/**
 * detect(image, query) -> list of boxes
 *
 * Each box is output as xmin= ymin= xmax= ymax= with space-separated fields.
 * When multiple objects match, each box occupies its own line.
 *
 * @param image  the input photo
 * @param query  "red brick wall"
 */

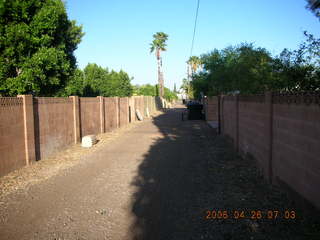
xmin=34 ymin=98 xmax=74 ymax=160
xmin=79 ymin=97 xmax=100 ymax=137
xmin=0 ymin=98 xmax=26 ymax=176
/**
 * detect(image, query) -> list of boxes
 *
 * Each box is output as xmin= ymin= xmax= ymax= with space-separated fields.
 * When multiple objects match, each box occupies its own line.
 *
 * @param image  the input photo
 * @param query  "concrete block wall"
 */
xmin=0 ymin=98 xmax=26 ymax=176
xmin=205 ymin=96 xmax=218 ymax=121
xmin=238 ymin=97 xmax=270 ymax=177
xmin=0 ymin=95 xmax=160 ymax=177
xmin=104 ymin=97 xmax=119 ymax=131
xmin=34 ymin=97 xmax=74 ymax=160
xmin=80 ymin=97 xmax=101 ymax=137
xmin=220 ymin=92 xmax=320 ymax=209
xmin=221 ymin=96 xmax=237 ymax=146
xmin=134 ymin=96 xmax=144 ymax=120
xmin=119 ymin=97 xmax=129 ymax=127
xmin=272 ymin=102 xmax=320 ymax=208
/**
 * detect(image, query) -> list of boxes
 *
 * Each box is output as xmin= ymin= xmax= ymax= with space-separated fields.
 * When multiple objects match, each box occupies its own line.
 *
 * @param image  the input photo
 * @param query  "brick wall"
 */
xmin=0 ymin=98 xmax=26 ymax=176
xmin=220 ymin=92 xmax=320 ymax=209
xmin=0 ymin=95 xmax=159 ymax=177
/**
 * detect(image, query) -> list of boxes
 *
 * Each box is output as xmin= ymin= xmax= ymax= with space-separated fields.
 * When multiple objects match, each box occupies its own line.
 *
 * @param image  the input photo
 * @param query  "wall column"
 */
xmin=70 ymin=96 xmax=81 ymax=143
xmin=98 ymin=96 xmax=105 ymax=133
xmin=18 ymin=95 xmax=36 ymax=165
xmin=235 ymin=94 xmax=239 ymax=152
xmin=265 ymin=91 xmax=274 ymax=183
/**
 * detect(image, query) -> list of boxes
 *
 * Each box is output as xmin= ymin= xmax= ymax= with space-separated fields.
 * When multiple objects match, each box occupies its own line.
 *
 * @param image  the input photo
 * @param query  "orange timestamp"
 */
xmin=205 ymin=210 xmax=296 ymax=220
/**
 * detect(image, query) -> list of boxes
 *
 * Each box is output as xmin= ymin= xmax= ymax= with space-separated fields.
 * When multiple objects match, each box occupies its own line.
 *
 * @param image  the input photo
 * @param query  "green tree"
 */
xmin=187 ymin=56 xmax=202 ymax=75
xmin=62 ymin=68 xmax=85 ymax=96
xmin=80 ymin=63 xmax=133 ymax=97
xmin=150 ymin=32 xmax=168 ymax=98
xmin=0 ymin=0 xmax=84 ymax=96
xmin=306 ymin=0 xmax=320 ymax=19
xmin=134 ymin=84 xmax=157 ymax=96
xmin=191 ymin=32 xmax=320 ymax=96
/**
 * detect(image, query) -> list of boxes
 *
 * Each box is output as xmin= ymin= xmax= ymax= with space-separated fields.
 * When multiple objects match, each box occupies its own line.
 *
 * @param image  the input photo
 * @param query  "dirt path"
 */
xmin=0 ymin=105 xmax=319 ymax=240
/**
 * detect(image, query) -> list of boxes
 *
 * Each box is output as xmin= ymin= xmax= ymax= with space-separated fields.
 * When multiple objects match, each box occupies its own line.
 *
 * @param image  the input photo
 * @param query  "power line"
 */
xmin=190 ymin=0 xmax=200 ymax=57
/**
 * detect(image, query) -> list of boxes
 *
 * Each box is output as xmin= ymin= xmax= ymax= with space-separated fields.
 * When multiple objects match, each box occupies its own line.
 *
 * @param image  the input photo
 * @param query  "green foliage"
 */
xmin=180 ymin=78 xmax=194 ymax=99
xmin=191 ymin=33 xmax=320 ymax=97
xmin=164 ymin=86 xmax=178 ymax=102
xmin=63 ymin=63 xmax=133 ymax=97
xmin=133 ymin=84 xmax=157 ymax=96
xmin=306 ymin=0 xmax=320 ymax=19
xmin=0 ymin=0 xmax=84 ymax=96
xmin=150 ymin=32 xmax=169 ymax=97
xmin=187 ymin=56 xmax=202 ymax=74
xmin=134 ymin=84 xmax=177 ymax=102
xmin=150 ymin=32 xmax=168 ymax=57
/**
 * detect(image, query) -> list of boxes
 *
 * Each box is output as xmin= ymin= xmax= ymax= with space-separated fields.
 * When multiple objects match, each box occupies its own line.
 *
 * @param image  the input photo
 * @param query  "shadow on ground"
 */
xmin=129 ymin=107 xmax=320 ymax=240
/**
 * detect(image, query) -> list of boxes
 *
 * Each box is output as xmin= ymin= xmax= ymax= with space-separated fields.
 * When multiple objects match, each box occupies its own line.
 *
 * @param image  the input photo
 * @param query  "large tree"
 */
xmin=187 ymin=56 xmax=202 ymax=75
xmin=150 ymin=32 xmax=168 ymax=98
xmin=0 ymin=0 xmax=84 ymax=96
xmin=306 ymin=0 xmax=320 ymax=19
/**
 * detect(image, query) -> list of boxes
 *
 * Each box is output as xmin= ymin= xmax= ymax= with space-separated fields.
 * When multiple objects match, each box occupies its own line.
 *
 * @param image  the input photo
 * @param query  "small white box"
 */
xmin=81 ymin=135 xmax=97 ymax=148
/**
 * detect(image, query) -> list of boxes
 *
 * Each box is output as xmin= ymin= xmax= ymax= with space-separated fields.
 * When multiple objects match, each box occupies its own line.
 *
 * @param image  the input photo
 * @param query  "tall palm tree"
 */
xmin=150 ymin=32 xmax=168 ymax=98
xmin=187 ymin=56 xmax=202 ymax=75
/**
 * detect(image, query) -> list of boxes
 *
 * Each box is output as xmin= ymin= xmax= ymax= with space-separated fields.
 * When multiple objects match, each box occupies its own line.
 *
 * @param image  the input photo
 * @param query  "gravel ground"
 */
xmin=0 ymin=105 xmax=319 ymax=240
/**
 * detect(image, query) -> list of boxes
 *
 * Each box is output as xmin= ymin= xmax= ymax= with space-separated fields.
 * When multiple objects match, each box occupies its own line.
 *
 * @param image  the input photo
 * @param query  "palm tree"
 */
xmin=187 ymin=56 xmax=202 ymax=75
xmin=150 ymin=32 xmax=168 ymax=98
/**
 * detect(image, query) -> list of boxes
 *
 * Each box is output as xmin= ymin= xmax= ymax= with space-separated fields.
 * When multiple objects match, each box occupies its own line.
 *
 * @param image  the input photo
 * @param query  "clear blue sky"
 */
xmin=66 ymin=0 xmax=320 ymax=90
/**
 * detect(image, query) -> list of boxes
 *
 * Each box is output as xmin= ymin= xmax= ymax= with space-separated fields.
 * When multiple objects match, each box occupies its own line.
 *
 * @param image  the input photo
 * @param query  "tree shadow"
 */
xmin=128 ymin=107 xmax=320 ymax=240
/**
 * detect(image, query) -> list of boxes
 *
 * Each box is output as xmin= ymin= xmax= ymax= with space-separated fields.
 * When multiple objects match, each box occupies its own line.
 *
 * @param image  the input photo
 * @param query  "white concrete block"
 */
xmin=81 ymin=135 xmax=97 ymax=148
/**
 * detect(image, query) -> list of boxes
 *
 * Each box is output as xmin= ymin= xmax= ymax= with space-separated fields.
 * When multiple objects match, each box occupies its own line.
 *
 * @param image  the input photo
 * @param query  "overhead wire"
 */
xmin=190 ymin=0 xmax=200 ymax=57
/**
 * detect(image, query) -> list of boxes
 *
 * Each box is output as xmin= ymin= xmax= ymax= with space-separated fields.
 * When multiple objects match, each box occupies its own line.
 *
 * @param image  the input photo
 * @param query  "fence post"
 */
xmin=235 ymin=94 xmax=239 ymax=152
xmin=18 ymin=95 xmax=36 ymax=165
xmin=117 ymin=97 xmax=120 ymax=128
xmin=218 ymin=96 xmax=221 ymax=134
xmin=265 ymin=91 xmax=274 ymax=183
xmin=98 ymin=96 xmax=105 ymax=133
xmin=69 ymin=96 xmax=81 ymax=143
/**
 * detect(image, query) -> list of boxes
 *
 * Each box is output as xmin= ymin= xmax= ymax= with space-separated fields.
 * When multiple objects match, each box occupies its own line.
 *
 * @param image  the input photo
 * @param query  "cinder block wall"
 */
xmin=0 ymin=95 xmax=159 ymax=177
xmin=34 ymin=97 xmax=74 ymax=160
xmin=0 ymin=98 xmax=26 ymax=176
xmin=205 ymin=96 xmax=218 ymax=121
xmin=119 ymin=97 xmax=129 ymax=127
xmin=80 ymin=97 xmax=100 ymax=137
xmin=221 ymin=96 xmax=237 ymax=145
xmin=220 ymin=93 xmax=320 ymax=209
xmin=238 ymin=96 xmax=269 ymax=177
xmin=104 ymin=97 xmax=119 ymax=131
xmin=272 ymin=101 xmax=320 ymax=208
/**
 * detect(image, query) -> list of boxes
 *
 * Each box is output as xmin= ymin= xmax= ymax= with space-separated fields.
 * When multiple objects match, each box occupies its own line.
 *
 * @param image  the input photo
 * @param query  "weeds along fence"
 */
xmin=205 ymin=92 xmax=320 ymax=209
xmin=0 ymin=95 xmax=162 ymax=177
